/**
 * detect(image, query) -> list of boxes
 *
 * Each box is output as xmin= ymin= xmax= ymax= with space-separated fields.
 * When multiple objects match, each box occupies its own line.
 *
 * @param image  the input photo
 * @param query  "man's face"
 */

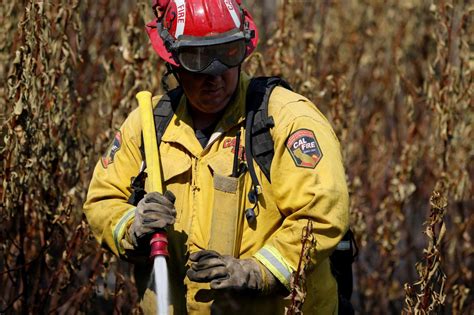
xmin=177 ymin=67 xmax=240 ymax=115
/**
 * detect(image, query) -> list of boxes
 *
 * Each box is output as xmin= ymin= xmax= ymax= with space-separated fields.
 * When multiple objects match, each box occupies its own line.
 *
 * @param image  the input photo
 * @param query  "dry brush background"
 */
xmin=0 ymin=0 xmax=473 ymax=314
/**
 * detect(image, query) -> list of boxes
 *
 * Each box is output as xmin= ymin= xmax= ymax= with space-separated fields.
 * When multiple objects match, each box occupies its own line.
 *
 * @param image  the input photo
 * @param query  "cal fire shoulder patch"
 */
xmin=101 ymin=131 xmax=122 ymax=169
xmin=286 ymin=129 xmax=323 ymax=169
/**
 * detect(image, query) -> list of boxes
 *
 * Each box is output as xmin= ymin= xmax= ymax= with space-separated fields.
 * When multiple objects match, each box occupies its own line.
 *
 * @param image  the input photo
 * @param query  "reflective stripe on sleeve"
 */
xmin=113 ymin=207 xmax=136 ymax=255
xmin=254 ymin=245 xmax=294 ymax=290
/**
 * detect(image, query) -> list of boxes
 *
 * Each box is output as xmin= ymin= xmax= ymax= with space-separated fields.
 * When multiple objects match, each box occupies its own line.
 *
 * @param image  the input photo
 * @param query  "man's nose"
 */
xmin=204 ymin=73 xmax=224 ymax=86
xmin=200 ymin=60 xmax=229 ymax=77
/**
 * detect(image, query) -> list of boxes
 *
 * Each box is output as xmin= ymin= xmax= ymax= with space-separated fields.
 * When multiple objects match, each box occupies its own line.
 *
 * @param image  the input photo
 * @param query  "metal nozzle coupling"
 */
xmin=150 ymin=231 xmax=169 ymax=258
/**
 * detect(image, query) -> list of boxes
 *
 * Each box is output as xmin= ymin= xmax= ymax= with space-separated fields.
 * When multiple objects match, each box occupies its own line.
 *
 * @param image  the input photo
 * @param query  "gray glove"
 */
xmin=186 ymin=250 xmax=280 ymax=294
xmin=127 ymin=191 xmax=176 ymax=250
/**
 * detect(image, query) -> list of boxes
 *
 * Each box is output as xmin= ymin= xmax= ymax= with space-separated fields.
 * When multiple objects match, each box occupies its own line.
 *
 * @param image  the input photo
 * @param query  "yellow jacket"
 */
xmin=83 ymin=73 xmax=349 ymax=314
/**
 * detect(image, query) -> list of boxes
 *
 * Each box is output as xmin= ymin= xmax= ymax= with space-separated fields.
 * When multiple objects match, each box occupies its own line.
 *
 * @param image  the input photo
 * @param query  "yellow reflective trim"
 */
xmin=113 ymin=207 xmax=136 ymax=255
xmin=254 ymin=245 xmax=294 ymax=290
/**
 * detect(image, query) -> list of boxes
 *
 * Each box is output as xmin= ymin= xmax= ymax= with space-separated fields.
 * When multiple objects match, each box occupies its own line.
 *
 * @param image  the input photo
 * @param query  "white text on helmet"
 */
xmin=223 ymin=0 xmax=241 ymax=28
xmin=174 ymin=0 xmax=186 ymax=37
xmin=224 ymin=0 xmax=234 ymax=10
xmin=177 ymin=5 xmax=185 ymax=23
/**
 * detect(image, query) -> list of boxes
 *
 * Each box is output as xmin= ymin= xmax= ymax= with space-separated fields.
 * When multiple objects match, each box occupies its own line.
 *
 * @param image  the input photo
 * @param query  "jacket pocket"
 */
xmin=159 ymin=154 xmax=191 ymax=223
xmin=207 ymin=154 xmax=246 ymax=257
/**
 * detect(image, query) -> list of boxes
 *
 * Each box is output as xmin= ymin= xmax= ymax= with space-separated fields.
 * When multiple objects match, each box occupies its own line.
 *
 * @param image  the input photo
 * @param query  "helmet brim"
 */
xmin=146 ymin=8 xmax=258 ymax=67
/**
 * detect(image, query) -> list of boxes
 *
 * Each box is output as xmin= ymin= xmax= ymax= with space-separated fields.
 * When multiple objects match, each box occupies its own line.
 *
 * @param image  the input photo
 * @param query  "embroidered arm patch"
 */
xmin=286 ymin=129 xmax=323 ymax=169
xmin=101 ymin=131 xmax=122 ymax=169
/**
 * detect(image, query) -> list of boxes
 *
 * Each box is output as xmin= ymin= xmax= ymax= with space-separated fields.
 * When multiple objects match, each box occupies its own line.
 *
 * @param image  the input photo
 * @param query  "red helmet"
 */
xmin=146 ymin=0 xmax=258 ymax=75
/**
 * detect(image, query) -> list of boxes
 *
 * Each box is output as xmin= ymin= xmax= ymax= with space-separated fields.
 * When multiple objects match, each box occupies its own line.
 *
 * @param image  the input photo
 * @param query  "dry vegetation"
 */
xmin=1 ymin=0 xmax=472 ymax=314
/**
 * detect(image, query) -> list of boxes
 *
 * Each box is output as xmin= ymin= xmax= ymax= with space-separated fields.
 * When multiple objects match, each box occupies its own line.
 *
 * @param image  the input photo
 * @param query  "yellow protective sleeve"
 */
xmin=253 ymin=87 xmax=350 ymax=287
xmin=83 ymin=108 xmax=143 ymax=257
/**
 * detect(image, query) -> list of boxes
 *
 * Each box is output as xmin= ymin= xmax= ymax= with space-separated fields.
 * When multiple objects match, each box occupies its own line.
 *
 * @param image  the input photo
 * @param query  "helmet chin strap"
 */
xmin=162 ymin=63 xmax=181 ymax=92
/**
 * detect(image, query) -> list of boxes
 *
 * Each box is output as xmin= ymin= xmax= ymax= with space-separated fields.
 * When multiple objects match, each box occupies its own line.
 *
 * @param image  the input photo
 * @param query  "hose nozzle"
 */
xmin=150 ymin=231 xmax=169 ymax=258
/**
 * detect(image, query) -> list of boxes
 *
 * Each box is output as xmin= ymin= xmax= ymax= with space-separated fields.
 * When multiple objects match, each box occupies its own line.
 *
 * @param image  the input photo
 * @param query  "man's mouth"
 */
xmin=203 ymin=87 xmax=223 ymax=94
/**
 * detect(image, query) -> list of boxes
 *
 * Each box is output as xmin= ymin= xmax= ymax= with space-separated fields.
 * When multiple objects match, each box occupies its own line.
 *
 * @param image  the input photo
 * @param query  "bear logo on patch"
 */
xmin=286 ymin=129 xmax=323 ymax=169
xmin=101 ymin=131 xmax=122 ymax=169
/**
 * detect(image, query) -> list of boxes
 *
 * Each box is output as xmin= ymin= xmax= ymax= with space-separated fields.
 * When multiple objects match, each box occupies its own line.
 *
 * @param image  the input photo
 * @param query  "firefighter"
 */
xmin=83 ymin=0 xmax=349 ymax=314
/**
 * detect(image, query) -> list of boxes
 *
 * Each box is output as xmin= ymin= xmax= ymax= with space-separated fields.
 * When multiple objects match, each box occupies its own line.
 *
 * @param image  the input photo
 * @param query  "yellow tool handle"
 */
xmin=136 ymin=91 xmax=163 ymax=194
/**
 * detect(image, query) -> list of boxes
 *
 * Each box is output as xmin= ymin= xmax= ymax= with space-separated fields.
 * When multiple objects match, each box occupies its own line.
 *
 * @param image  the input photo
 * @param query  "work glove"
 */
xmin=127 ymin=191 xmax=176 ymax=251
xmin=186 ymin=250 xmax=281 ymax=294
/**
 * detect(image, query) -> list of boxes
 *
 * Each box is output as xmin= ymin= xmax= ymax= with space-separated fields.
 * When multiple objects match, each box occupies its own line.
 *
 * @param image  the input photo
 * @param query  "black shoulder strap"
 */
xmin=154 ymin=87 xmax=184 ymax=144
xmin=138 ymin=87 xmax=183 ymax=159
xmin=129 ymin=87 xmax=183 ymax=206
xmin=245 ymin=76 xmax=292 ymax=183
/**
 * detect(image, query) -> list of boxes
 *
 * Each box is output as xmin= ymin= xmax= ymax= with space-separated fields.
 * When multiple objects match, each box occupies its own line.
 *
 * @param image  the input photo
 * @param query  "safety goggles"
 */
xmin=177 ymin=39 xmax=247 ymax=73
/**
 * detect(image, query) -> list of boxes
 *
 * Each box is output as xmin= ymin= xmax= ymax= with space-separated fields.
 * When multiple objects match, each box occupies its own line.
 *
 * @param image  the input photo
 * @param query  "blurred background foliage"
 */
xmin=0 ymin=0 xmax=472 ymax=314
